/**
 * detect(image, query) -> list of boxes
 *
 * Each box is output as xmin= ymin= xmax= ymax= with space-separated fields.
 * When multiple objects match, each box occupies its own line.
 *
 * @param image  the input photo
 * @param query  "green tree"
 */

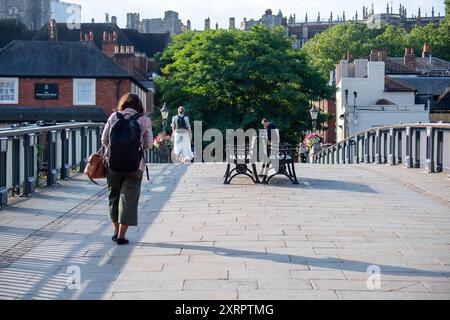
xmin=301 ymin=22 xmax=380 ymax=79
xmin=371 ymin=25 xmax=408 ymax=57
xmin=446 ymin=0 xmax=450 ymax=21
xmin=407 ymin=22 xmax=450 ymax=61
xmin=302 ymin=20 xmax=450 ymax=79
xmin=156 ymin=25 xmax=332 ymax=145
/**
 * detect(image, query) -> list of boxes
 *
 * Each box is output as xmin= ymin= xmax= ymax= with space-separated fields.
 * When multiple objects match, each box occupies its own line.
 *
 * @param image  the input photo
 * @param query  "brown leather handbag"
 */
xmin=84 ymin=147 xmax=107 ymax=185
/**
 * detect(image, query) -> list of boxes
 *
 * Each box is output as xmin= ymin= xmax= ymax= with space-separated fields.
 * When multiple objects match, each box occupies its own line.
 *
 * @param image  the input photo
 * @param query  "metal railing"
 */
xmin=147 ymin=147 xmax=171 ymax=164
xmin=0 ymin=122 xmax=104 ymax=209
xmin=314 ymin=123 xmax=450 ymax=174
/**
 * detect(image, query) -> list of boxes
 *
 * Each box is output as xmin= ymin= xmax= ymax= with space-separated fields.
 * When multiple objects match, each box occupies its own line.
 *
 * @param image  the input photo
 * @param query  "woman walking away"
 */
xmin=102 ymin=93 xmax=153 ymax=245
xmin=171 ymin=106 xmax=193 ymax=163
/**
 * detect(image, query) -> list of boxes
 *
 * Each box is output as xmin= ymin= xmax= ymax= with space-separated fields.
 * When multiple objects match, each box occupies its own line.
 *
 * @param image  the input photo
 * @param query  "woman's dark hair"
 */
xmin=115 ymin=93 xmax=144 ymax=115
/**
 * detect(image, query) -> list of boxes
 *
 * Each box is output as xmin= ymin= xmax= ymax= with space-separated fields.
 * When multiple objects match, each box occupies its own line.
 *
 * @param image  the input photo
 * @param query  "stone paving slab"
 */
xmin=0 ymin=163 xmax=450 ymax=300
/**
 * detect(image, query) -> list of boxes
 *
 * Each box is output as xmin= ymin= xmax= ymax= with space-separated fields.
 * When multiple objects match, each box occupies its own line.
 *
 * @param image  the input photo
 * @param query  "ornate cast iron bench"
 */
xmin=224 ymin=144 xmax=260 ymax=184
xmin=260 ymin=144 xmax=299 ymax=185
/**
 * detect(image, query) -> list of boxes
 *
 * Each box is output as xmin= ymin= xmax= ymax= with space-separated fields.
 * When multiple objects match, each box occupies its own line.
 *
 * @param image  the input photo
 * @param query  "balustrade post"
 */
xmin=354 ymin=136 xmax=359 ymax=164
xmin=47 ymin=131 xmax=58 ymax=186
xmin=382 ymin=131 xmax=388 ymax=164
xmin=60 ymin=129 xmax=70 ymax=180
xmin=375 ymin=129 xmax=381 ymax=164
xmin=414 ymin=129 xmax=421 ymax=168
xmin=79 ymin=126 xmax=88 ymax=173
xmin=335 ymin=145 xmax=340 ymax=164
xmin=71 ymin=130 xmax=77 ymax=168
xmin=405 ymin=127 xmax=413 ymax=168
xmin=364 ymin=132 xmax=370 ymax=163
xmin=435 ymin=130 xmax=443 ymax=173
xmin=341 ymin=142 xmax=346 ymax=164
xmin=388 ymin=128 xmax=395 ymax=165
xmin=96 ymin=126 xmax=103 ymax=151
xmin=398 ymin=129 xmax=403 ymax=164
xmin=330 ymin=147 xmax=334 ymax=164
xmin=425 ymin=127 xmax=435 ymax=173
xmin=23 ymin=133 xmax=36 ymax=196
xmin=0 ymin=138 xmax=8 ymax=209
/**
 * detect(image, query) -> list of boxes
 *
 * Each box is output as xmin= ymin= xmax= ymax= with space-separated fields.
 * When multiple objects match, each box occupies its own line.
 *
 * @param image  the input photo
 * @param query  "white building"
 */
xmin=51 ymin=0 xmax=81 ymax=26
xmin=335 ymin=59 xmax=428 ymax=142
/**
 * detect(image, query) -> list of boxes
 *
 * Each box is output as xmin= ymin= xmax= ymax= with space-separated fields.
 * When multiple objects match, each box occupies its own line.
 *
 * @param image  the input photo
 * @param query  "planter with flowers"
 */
xmin=153 ymin=133 xmax=173 ymax=156
xmin=303 ymin=133 xmax=323 ymax=163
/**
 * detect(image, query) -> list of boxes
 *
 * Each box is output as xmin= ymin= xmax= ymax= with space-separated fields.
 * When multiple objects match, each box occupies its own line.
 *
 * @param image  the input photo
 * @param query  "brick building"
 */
xmin=0 ymin=39 xmax=149 ymax=123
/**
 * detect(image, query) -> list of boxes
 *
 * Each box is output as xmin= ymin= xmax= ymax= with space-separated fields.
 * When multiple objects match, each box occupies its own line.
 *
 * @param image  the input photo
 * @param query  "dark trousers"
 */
xmin=107 ymin=169 xmax=143 ymax=226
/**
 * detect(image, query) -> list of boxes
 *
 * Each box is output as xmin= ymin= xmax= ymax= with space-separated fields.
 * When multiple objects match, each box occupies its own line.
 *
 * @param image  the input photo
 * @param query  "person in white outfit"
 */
xmin=171 ymin=106 xmax=194 ymax=163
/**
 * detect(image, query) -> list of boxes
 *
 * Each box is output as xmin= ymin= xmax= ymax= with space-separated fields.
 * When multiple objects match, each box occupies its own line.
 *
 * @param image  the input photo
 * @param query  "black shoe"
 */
xmin=117 ymin=238 xmax=129 ymax=245
xmin=112 ymin=234 xmax=118 ymax=242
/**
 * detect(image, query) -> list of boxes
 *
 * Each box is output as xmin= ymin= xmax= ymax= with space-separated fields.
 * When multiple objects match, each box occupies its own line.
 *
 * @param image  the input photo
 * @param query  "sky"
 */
xmin=67 ymin=0 xmax=445 ymax=30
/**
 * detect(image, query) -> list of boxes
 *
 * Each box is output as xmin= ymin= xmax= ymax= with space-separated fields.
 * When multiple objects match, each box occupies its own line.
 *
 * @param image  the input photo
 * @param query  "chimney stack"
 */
xmin=404 ymin=48 xmax=416 ymax=69
xmin=422 ymin=42 xmax=432 ymax=58
xmin=49 ymin=19 xmax=58 ymax=42
xmin=102 ymin=32 xmax=118 ymax=57
xmin=111 ymin=16 xmax=117 ymax=25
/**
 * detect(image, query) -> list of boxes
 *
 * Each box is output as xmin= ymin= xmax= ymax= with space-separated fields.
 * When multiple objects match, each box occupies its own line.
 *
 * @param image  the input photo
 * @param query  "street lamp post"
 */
xmin=160 ymin=103 xmax=169 ymax=134
xmin=309 ymin=105 xmax=319 ymax=132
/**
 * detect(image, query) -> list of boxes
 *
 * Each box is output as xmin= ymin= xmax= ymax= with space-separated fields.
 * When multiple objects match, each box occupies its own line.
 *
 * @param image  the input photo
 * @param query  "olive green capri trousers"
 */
xmin=107 ymin=169 xmax=143 ymax=226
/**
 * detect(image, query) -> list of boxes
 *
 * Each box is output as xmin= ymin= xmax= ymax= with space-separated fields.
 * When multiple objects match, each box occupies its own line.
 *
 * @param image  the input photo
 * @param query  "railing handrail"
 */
xmin=313 ymin=122 xmax=449 ymax=175
xmin=0 ymin=122 xmax=104 ymax=138
xmin=321 ymin=123 xmax=450 ymax=154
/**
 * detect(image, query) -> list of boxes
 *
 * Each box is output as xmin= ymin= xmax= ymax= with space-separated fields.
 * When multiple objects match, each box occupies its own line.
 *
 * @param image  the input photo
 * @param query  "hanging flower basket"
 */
xmin=153 ymin=133 xmax=173 ymax=152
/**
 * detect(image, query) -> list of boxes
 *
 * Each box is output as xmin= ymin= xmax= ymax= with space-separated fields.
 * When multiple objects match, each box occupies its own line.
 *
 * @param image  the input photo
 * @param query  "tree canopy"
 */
xmin=155 ymin=25 xmax=332 ymax=145
xmin=302 ymin=20 xmax=450 ymax=79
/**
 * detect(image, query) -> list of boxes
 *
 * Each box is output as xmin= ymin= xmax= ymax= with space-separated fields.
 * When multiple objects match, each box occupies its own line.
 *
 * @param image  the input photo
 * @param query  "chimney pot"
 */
xmin=422 ymin=42 xmax=432 ymax=57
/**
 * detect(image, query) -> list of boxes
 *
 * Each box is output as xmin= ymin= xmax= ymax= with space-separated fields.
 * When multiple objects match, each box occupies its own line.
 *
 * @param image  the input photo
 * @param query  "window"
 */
xmin=73 ymin=79 xmax=96 ymax=105
xmin=0 ymin=78 xmax=19 ymax=104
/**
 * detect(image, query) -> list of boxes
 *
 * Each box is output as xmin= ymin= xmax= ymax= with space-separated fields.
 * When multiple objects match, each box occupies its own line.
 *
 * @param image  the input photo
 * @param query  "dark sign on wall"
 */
xmin=35 ymin=84 xmax=59 ymax=100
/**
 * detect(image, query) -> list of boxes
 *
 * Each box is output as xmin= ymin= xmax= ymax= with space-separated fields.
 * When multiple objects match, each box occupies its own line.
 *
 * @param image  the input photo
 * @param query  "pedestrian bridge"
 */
xmin=0 ymin=123 xmax=449 ymax=300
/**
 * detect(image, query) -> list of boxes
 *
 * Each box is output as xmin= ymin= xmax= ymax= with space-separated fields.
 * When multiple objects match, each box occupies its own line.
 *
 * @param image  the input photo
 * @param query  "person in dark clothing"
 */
xmin=261 ymin=119 xmax=280 ymax=145
xmin=260 ymin=119 xmax=280 ymax=175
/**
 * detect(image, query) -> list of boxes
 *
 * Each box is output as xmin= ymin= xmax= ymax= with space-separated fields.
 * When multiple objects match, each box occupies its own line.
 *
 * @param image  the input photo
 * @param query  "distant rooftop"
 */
xmin=0 ymin=40 xmax=131 ymax=78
